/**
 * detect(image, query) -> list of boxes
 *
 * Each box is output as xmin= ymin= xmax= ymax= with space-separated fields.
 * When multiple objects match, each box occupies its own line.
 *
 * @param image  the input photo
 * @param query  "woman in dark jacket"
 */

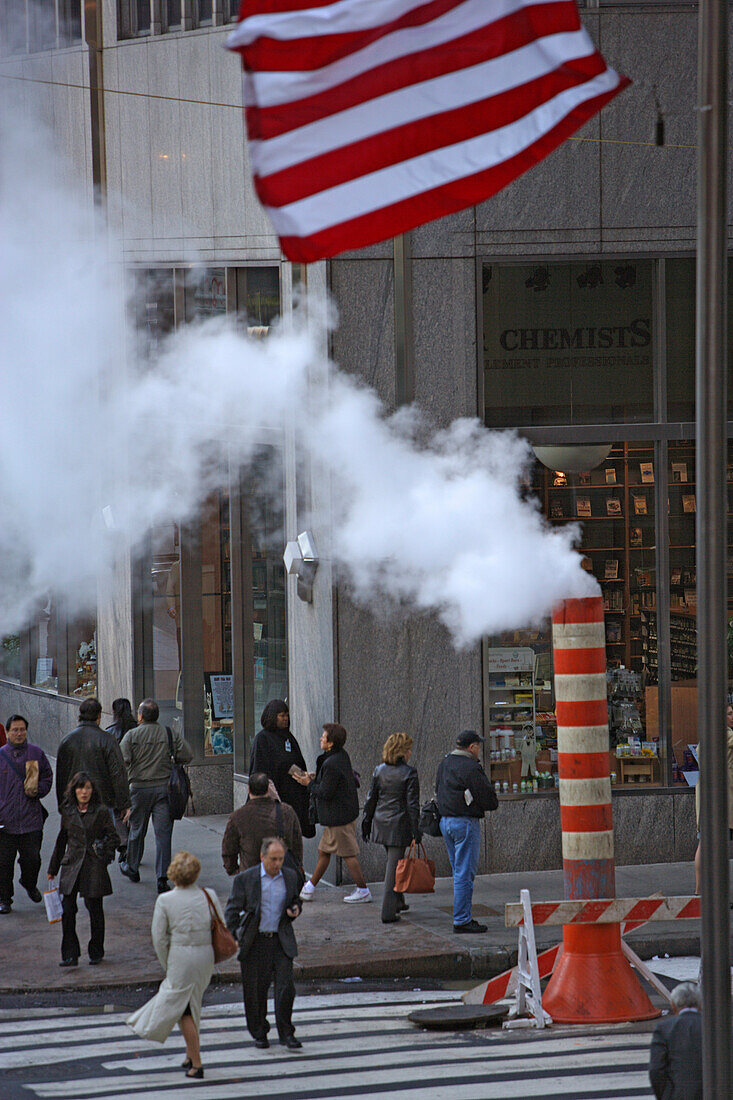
xmin=249 ymin=700 xmax=314 ymax=838
xmin=299 ymin=723 xmax=371 ymax=904
xmin=105 ymin=698 xmax=137 ymax=860
xmin=362 ymin=732 xmax=421 ymax=923
xmin=48 ymin=771 xmax=118 ymax=966
xmin=106 ymin=698 xmax=136 ymax=744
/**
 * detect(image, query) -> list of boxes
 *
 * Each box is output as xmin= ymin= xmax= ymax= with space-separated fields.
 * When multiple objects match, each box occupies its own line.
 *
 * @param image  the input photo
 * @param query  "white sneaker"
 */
xmin=300 ymin=880 xmax=315 ymax=901
xmin=343 ymin=887 xmax=372 ymax=904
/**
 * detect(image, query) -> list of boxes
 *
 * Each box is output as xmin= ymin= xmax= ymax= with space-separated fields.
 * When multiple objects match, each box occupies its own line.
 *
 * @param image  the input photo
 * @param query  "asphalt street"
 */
xmin=2 ymin=985 xmax=665 ymax=1100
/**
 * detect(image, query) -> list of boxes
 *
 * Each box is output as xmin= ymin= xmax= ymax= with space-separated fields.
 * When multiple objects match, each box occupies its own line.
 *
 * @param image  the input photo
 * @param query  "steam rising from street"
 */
xmin=0 ymin=100 xmax=597 ymax=647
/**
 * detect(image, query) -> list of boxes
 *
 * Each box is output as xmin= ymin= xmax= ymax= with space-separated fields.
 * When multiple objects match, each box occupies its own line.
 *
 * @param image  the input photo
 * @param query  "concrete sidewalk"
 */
xmin=1 ymin=806 xmax=704 ymax=994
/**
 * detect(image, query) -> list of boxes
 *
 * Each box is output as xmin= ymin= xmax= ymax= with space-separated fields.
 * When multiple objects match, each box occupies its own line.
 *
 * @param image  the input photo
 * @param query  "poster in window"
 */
xmin=205 ymin=673 xmax=234 ymax=719
xmin=576 ymin=497 xmax=592 ymax=517
xmin=682 ymin=494 xmax=696 ymax=513
xmin=633 ymin=494 xmax=647 ymax=515
xmin=640 ymin=461 xmax=654 ymax=483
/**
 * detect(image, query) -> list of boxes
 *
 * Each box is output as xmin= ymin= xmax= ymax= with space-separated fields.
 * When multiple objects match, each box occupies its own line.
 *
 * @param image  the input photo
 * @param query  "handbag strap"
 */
xmin=201 ymin=887 xmax=219 ymax=923
xmin=166 ymin=726 xmax=175 ymax=762
xmin=407 ymin=839 xmax=427 ymax=861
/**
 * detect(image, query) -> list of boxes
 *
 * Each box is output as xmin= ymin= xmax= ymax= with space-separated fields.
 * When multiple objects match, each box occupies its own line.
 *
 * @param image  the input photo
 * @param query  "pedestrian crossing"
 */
xmin=6 ymin=990 xmax=656 ymax=1099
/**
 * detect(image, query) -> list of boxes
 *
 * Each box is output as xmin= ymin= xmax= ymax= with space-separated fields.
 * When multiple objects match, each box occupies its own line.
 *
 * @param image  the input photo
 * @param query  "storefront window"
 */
xmin=67 ymin=617 xmax=97 ymax=698
xmin=133 ymin=265 xmax=284 ymax=765
xmin=666 ymin=257 xmax=733 ymax=422
xmin=231 ymin=267 xmax=281 ymax=328
xmin=185 ymin=267 xmax=226 ymax=322
xmin=248 ymin=447 xmax=287 ymax=755
xmin=150 ymin=524 xmax=181 ymax=732
xmin=130 ymin=269 xmax=175 ymax=363
xmin=201 ymin=491 xmax=234 ymax=756
xmin=32 ymin=595 xmax=58 ymax=692
xmin=483 ymin=260 xmax=654 ymax=427
xmin=0 ymin=635 xmax=20 ymax=682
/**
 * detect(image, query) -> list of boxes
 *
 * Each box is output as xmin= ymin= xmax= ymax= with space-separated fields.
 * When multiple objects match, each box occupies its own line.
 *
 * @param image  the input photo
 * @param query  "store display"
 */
xmin=72 ymin=637 xmax=97 ymax=698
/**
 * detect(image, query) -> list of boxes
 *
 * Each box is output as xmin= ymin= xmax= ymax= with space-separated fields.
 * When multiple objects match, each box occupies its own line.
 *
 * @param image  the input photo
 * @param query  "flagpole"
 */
xmin=696 ymin=0 xmax=731 ymax=1090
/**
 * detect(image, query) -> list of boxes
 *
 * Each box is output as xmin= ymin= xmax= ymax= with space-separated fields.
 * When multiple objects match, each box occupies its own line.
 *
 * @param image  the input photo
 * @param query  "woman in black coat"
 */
xmin=299 ymin=723 xmax=371 ymax=904
xmin=105 ymin=698 xmax=136 ymax=860
xmin=249 ymin=700 xmax=315 ymax=838
xmin=362 ymin=732 xmax=421 ymax=923
xmin=48 ymin=771 xmax=118 ymax=966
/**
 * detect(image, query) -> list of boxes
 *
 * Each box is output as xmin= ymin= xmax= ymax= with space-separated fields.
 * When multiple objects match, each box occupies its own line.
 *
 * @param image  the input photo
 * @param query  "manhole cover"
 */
xmin=407 ymin=1003 xmax=509 ymax=1030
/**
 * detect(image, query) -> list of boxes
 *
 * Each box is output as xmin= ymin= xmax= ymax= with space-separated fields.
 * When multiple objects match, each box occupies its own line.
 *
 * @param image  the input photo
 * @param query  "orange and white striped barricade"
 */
xmin=541 ymin=596 xmax=659 ymax=1024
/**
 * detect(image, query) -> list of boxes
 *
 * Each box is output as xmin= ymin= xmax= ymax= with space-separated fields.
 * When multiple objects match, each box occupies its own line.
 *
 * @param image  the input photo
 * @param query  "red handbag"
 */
xmin=202 ymin=889 xmax=238 ymax=963
xmin=394 ymin=841 xmax=436 ymax=894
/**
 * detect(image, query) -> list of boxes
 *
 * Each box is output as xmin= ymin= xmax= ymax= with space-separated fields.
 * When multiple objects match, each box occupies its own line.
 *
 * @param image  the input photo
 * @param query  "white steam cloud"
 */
xmin=0 ymin=99 xmax=597 ymax=648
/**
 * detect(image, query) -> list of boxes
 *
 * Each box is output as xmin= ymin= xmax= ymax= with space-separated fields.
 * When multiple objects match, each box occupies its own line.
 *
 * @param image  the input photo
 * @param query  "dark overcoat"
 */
xmin=649 ymin=1010 xmax=702 ymax=1100
xmin=224 ymin=864 xmax=302 ymax=961
xmin=48 ymin=802 xmax=118 ymax=898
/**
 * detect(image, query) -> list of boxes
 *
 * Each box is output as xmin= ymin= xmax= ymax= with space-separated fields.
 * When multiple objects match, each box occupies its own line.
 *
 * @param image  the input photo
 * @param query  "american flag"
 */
xmin=227 ymin=0 xmax=629 ymax=262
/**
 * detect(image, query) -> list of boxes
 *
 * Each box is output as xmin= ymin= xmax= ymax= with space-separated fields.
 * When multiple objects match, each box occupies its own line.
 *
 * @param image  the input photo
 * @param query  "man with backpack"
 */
xmin=119 ymin=698 xmax=192 ymax=893
xmin=221 ymin=771 xmax=303 ymax=883
xmin=435 ymin=729 xmax=497 ymax=934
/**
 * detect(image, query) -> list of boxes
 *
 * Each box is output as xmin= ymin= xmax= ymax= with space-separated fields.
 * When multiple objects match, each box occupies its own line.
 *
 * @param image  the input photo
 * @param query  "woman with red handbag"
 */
xmin=126 ymin=851 xmax=225 ymax=1079
xmin=361 ymin=733 xmax=421 ymax=923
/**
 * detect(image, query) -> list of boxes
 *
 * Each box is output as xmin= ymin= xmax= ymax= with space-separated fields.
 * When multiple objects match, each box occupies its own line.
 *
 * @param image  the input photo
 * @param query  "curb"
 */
xmin=0 ymin=931 xmax=699 ymax=996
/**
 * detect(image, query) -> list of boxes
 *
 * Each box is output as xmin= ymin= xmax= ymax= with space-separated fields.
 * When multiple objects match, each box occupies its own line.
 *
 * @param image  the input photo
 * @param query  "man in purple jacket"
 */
xmin=0 ymin=715 xmax=53 ymax=914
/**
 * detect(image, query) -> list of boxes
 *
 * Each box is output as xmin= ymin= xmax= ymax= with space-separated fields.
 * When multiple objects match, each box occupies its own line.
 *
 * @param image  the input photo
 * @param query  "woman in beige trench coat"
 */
xmin=126 ymin=851 xmax=224 ymax=1079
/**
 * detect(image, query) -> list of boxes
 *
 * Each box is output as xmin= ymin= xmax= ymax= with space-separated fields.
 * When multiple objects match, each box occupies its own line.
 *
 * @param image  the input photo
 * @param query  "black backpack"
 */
xmin=166 ymin=727 xmax=192 ymax=820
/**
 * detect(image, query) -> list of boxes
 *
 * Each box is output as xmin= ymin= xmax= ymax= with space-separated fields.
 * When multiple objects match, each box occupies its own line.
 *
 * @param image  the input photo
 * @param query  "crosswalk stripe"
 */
xmin=32 ymin=1047 xmax=652 ymax=1098
xmin=104 ymin=1034 xmax=651 ymax=1074
xmin=89 ymin=1069 xmax=654 ymax=1100
xmin=1 ymin=1005 xmax=439 ymax=1052
xmin=16 ymin=993 xmax=655 ymax=1100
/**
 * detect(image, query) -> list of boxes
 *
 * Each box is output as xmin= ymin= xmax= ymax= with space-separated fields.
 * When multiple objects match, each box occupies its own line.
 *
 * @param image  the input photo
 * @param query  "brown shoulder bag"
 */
xmin=202 ymin=888 xmax=238 ymax=963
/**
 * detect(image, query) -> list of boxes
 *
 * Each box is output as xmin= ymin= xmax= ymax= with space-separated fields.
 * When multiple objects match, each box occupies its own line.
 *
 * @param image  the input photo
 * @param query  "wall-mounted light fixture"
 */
xmin=283 ymin=531 xmax=319 ymax=603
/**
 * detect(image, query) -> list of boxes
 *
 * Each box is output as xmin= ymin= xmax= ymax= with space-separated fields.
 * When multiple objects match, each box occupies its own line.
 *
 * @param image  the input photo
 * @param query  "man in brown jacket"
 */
xmin=222 ymin=773 xmax=303 ymax=875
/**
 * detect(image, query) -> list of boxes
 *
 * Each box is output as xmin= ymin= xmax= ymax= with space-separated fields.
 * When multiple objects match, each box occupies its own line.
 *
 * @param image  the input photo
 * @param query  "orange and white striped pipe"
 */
xmin=552 ymin=596 xmax=615 ymax=899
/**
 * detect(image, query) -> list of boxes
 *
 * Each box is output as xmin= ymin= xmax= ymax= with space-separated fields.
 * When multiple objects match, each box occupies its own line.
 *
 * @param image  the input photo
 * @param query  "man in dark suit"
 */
xmin=225 ymin=836 xmax=303 ymax=1050
xmin=649 ymin=981 xmax=702 ymax=1100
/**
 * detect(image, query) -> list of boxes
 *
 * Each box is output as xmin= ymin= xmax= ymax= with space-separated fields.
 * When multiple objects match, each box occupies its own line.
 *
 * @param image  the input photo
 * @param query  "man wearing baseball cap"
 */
xmin=435 ymin=730 xmax=497 ymax=933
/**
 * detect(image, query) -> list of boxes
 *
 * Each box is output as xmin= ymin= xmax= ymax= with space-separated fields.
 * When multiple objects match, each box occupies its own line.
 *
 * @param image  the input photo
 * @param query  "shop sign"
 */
xmin=487 ymin=647 xmax=534 ymax=673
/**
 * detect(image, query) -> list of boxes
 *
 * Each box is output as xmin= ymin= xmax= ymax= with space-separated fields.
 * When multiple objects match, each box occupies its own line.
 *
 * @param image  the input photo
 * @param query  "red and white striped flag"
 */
xmin=228 ymin=0 xmax=629 ymax=263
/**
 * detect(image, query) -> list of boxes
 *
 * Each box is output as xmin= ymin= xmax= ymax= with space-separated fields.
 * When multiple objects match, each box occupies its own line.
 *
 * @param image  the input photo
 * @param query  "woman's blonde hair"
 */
xmin=382 ymin=731 xmax=413 ymax=765
xmin=167 ymin=851 xmax=201 ymax=887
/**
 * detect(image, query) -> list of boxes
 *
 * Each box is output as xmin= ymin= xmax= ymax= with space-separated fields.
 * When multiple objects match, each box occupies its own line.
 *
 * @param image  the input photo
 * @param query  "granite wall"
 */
xmin=353 ymin=787 xmax=697 ymax=883
xmin=0 ymin=683 xmax=100 ymax=759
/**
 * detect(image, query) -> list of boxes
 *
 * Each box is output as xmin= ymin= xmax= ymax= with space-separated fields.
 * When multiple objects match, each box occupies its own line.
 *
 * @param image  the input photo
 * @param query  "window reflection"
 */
xmin=248 ymin=447 xmax=287 ymax=753
xmin=201 ymin=491 xmax=234 ymax=755
xmin=151 ymin=524 xmax=181 ymax=731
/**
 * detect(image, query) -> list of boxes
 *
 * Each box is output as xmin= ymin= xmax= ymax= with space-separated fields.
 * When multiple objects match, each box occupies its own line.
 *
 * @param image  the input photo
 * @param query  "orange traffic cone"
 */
xmin=543 ymin=925 xmax=659 ymax=1024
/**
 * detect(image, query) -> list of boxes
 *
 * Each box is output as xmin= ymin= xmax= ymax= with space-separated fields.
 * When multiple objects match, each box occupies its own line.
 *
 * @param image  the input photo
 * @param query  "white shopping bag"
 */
xmin=44 ymin=879 xmax=63 ymax=923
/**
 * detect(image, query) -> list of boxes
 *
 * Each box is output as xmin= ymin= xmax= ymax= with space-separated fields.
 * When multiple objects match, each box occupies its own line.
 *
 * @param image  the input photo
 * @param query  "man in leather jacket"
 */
xmin=435 ymin=730 xmax=497 ymax=934
xmin=55 ymin=698 xmax=130 ymax=822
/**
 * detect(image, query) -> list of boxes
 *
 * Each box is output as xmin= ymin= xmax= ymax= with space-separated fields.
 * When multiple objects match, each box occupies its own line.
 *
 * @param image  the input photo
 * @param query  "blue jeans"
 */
xmin=440 ymin=816 xmax=481 ymax=926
